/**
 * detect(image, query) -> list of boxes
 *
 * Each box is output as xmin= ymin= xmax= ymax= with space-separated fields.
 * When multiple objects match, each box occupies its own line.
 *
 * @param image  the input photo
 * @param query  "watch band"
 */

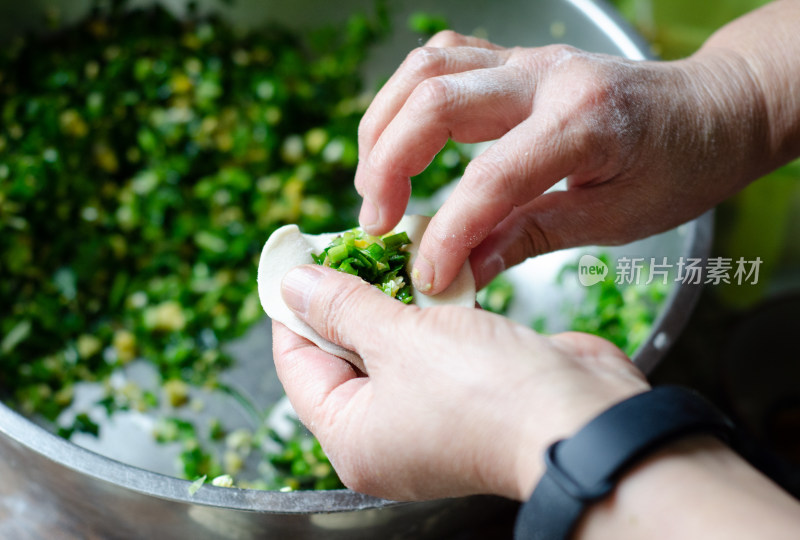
xmin=514 ymin=385 xmax=735 ymax=540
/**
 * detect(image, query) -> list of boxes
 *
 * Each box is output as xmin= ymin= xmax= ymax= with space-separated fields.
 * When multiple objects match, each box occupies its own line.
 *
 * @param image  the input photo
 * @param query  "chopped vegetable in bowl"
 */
xmin=0 ymin=0 xmax=470 ymax=491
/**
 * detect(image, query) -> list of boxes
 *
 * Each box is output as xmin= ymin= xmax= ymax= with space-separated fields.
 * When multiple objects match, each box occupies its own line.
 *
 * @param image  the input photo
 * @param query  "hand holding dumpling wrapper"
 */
xmin=258 ymin=215 xmax=476 ymax=372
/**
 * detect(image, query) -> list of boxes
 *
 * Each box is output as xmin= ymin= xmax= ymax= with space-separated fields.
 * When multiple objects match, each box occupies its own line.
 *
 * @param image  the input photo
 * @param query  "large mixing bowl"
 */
xmin=0 ymin=1 xmax=712 ymax=538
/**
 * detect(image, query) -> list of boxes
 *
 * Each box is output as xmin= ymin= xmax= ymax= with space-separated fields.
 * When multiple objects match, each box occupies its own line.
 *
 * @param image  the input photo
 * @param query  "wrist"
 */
xmin=574 ymin=435 xmax=728 ymax=539
xmin=673 ymin=50 xmax=771 ymax=187
xmin=514 ymin=386 xmax=744 ymax=540
xmin=697 ymin=0 xmax=800 ymax=168
xmin=512 ymin=385 xmax=648 ymax=501
xmin=575 ymin=435 xmax=800 ymax=540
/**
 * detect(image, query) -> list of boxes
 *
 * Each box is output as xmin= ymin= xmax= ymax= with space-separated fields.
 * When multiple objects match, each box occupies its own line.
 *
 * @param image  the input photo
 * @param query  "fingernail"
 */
xmin=282 ymin=266 xmax=325 ymax=316
xmin=359 ymin=198 xmax=380 ymax=231
xmin=411 ymin=255 xmax=434 ymax=294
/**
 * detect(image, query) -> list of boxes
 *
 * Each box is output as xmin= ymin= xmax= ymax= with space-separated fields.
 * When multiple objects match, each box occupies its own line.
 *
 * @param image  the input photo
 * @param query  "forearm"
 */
xmin=694 ymin=0 xmax=800 ymax=172
xmin=575 ymin=437 xmax=800 ymax=539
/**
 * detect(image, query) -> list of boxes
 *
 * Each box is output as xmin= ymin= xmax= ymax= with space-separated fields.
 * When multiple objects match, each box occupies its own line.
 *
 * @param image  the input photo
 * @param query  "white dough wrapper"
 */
xmin=257 ymin=215 xmax=476 ymax=371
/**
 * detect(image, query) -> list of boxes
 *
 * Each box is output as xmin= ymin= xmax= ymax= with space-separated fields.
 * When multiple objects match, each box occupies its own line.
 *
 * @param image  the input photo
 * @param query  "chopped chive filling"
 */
xmin=313 ymin=230 xmax=414 ymax=303
xmin=0 ymin=0 xmax=471 ymax=491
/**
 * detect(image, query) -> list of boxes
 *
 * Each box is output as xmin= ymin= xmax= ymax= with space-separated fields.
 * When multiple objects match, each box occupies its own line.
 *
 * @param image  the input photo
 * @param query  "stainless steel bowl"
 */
xmin=0 ymin=1 xmax=712 ymax=538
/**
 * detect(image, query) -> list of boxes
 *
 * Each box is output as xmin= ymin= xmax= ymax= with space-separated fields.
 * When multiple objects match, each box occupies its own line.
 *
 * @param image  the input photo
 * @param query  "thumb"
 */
xmin=281 ymin=265 xmax=411 ymax=366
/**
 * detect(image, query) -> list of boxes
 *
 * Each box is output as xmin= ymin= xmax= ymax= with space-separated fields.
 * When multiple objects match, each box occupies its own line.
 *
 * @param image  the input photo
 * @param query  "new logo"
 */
xmin=578 ymin=255 xmax=608 ymax=286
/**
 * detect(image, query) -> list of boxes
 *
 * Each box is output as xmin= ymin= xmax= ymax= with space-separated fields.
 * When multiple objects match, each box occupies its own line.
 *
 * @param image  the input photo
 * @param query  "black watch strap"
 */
xmin=514 ymin=385 xmax=735 ymax=540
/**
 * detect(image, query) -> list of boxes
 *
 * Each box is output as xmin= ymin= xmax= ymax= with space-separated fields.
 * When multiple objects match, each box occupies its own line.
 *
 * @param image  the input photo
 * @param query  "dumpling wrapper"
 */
xmin=257 ymin=214 xmax=476 ymax=371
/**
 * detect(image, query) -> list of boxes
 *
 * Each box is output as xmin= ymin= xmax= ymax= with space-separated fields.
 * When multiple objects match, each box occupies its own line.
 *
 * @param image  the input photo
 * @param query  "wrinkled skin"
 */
xmin=355 ymin=32 xmax=773 ymax=293
xmin=274 ymin=265 xmax=648 ymax=500
xmin=272 ymin=1 xmax=800 ymax=526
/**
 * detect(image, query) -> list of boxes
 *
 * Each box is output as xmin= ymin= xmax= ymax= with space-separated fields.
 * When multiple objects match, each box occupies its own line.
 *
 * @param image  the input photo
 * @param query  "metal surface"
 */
xmin=0 ymin=0 xmax=713 ymax=538
xmin=0 ymin=405 xmax=515 ymax=539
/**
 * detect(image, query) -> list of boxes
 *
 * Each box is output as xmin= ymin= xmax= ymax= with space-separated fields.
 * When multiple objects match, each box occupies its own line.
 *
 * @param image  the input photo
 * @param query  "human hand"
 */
xmin=272 ymin=264 xmax=648 ymax=501
xmin=355 ymin=31 xmax=771 ymax=294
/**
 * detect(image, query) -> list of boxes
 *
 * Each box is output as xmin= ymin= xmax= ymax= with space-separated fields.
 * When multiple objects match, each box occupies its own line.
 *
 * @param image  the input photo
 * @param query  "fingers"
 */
xmin=280 ymin=265 xmax=411 ymax=366
xmin=356 ymin=39 xmax=514 ymax=235
xmin=355 ymin=39 xmax=656 ymax=293
xmin=467 ymin=202 xmax=547 ymax=290
xmin=468 ymin=180 xmax=659 ymax=289
xmin=357 ymin=64 xmax=533 ymax=235
xmin=357 ymin=45 xmax=507 ymax=163
xmin=358 ymin=31 xmax=505 ymax=166
xmin=467 ymin=191 xmax=579 ymax=289
xmin=424 ymin=29 xmax=505 ymax=50
xmin=412 ymin=113 xmax=584 ymax=294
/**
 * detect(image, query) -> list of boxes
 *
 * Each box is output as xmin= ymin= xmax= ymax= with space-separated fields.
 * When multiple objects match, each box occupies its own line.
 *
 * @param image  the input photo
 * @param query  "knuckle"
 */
xmin=425 ymin=29 xmax=464 ymax=48
xmin=409 ymin=76 xmax=453 ymax=118
xmin=571 ymin=68 xmax=641 ymax=166
xmin=541 ymin=44 xmax=582 ymax=68
xmin=529 ymin=52 xmax=643 ymax=171
xmin=519 ymin=213 xmax=555 ymax=257
xmin=314 ymin=276 xmax=368 ymax=346
xmin=403 ymin=46 xmax=448 ymax=79
xmin=463 ymin=155 xmax=503 ymax=184
xmin=508 ymin=43 xmax=578 ymax=70
xmin=413 ymin=75 xmax=450 ymax=103
xmin=548 ymin=43 xmax=581 ymax=62
xmin=463 ymin=156 xmax=517 ymax=203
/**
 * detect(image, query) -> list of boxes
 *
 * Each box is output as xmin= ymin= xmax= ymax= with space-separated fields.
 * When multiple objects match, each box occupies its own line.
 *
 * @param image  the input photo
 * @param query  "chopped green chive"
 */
xmin=313 ymin=229 xmax=413 ymax=302
xmin=366 ymin=243 xmax=384 ymax=259
xmin=327 ymin=244 xmax=349 ymax=264
xmin=0 ymin=0 xmax=472 ymax=493
xmin=382 ymin=232 xmax=410 ymax=249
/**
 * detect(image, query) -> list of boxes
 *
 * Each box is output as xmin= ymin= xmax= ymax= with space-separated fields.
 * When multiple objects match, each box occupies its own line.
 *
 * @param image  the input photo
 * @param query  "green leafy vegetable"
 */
xmin=477 ymin=274 xmax=514 ymax=315
xmin=555 ymin=254 xmax=669 ymax=355
xmin=478 ymin=255 xmax=669 ymax=357
xmin=313 ymin=229 xmax=414 ymax=303
xmin=408 ymin=11 xmax=450 ymax=37
xmin=266 ymin=422 xmax=343 ymax=491
xmin=57 ymin=412 xmax=100 ymax=439
xmin=0 ymin=0 xmax=470 ymax=491
xmin=188 ymin=475 xmax=207 ymax=496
